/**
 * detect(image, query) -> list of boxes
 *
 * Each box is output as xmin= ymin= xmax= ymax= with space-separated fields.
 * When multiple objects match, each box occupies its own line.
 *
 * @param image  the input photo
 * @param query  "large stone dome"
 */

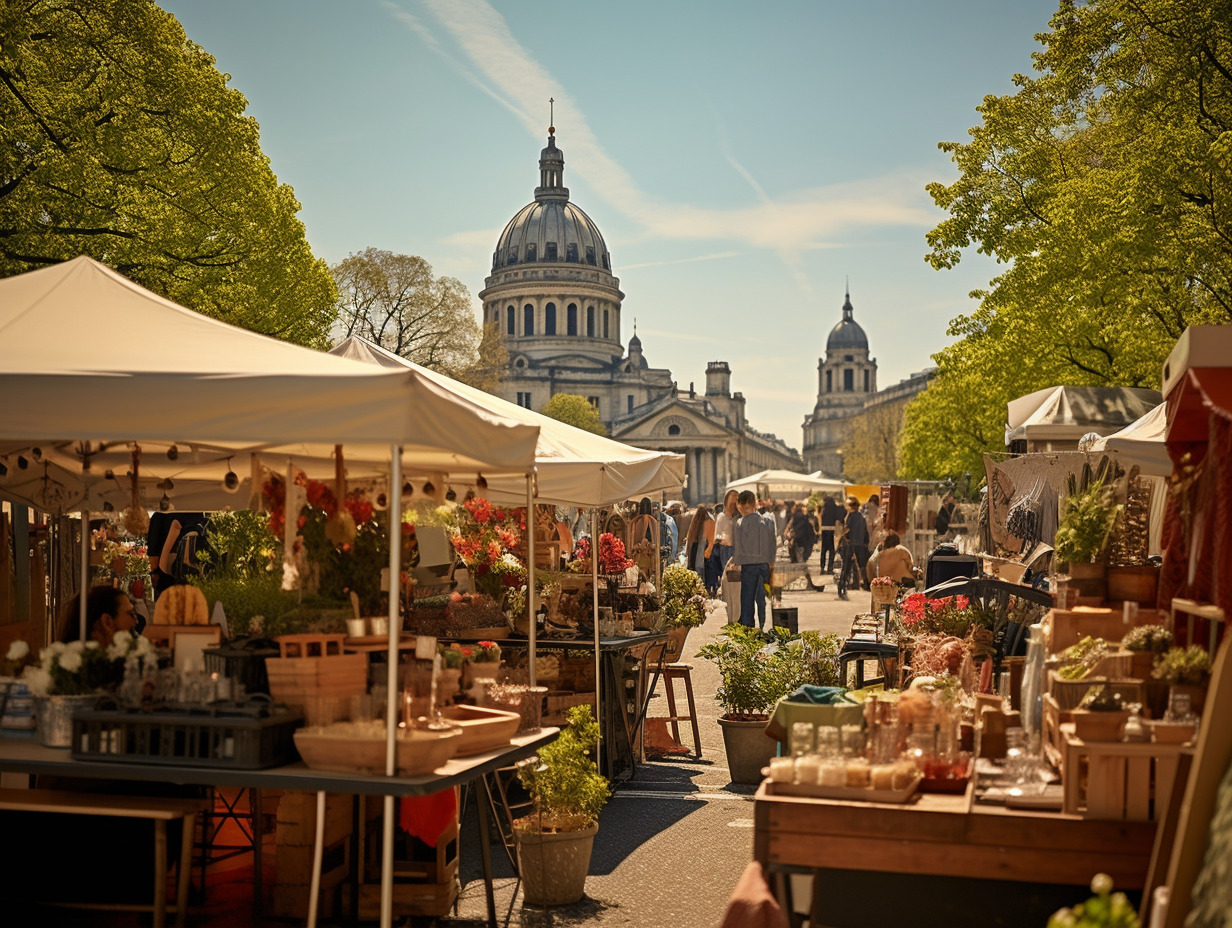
xmin=490 ymin=133 xmax=612 ymax=274
xmin=826 ymin=290 xmax=868 ymax=352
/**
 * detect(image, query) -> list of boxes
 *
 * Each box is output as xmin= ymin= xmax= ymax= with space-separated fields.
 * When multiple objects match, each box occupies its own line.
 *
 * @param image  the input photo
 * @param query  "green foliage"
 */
xmin=196 ymin=511 xmax=281 ymax=580
xmin=0 ymin=0 xmax=336 ymax=346
xmin=539 ymin=394 xmax=607 ymax=436
xmin=515 ymin=705 xmax=610 ymax=833
xmin=332 ymin=249 xmax=482 ymax=379
xmin=299 ymin=509 xmax=390 ymax=614
xmin=660 ymin=564 xmax=707 ymax=628
xmin=904 ymin=0 xmax=1232 ymax=477
xmin=698 ymin=624 xmax=842 ymax=718
xmin=1079 ymin=685 xmax=1125 ymax=713
xmin=191 ymin=572 xmax=300 ymax=638
xmin=1152 ymin=646 xmax=1213 ymax=686
xmin=1054 ymin=472 xmax=1122 ymax=567
xmin=1046 ymin=873 xmax=1139 ymax=928
xmin=1121 ymin=625 xmax=1174 ymax=654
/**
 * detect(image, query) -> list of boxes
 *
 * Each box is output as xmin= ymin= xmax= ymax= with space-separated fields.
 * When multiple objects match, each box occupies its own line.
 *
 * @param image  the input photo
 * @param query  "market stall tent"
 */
xmin=1088 ymin=403 xmax=1170 ymax=476
xmin=0 ymin=257 xmax=540 ymax=512
xmin=1006 ymin=385 xmax=1162 ymax=453
xmin=725 ymin=469 xmax=845 ymax=497
xmin=329 ymin=336 xmax=685 ymax=507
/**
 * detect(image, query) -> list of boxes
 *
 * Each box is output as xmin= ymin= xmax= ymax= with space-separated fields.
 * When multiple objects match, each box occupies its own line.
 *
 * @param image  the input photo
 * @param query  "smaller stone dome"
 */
xmin=826 ymin=290 xmax=868 ymax=352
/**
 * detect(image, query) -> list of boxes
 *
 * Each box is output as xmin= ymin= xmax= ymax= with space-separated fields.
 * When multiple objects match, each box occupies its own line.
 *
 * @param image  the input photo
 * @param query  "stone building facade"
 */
xmin=481 ymin=130 xmax=801 ymax=503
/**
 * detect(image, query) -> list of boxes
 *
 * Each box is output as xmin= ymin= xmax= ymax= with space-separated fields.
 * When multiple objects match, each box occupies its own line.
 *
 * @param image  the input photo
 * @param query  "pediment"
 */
xmin=614 ymin=402 xmax=732 ymax=441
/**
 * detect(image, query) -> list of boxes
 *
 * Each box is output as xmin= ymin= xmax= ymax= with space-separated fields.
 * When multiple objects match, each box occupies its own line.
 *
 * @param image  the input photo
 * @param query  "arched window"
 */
xmin=506 ymin=305 xmax=514 ymax=335
xmin=524 ymin=304 xmax=534 ymax=335
xmin=863 ymin=370 xmax=870 ymax=392
xmin=668 ymin=424 xmax=681 ymax=436
xmin=545 ymin=302 xmax=556 ymax=335
xmin=603 ymin=310 xmax=610 ymax=339
xmin=567 ymin=303 xmax=578 ymax=335
xmin=587 ymin=306 xmax=595 ymax=336
xmin=525 ymin=242 xmax=537 ymax=262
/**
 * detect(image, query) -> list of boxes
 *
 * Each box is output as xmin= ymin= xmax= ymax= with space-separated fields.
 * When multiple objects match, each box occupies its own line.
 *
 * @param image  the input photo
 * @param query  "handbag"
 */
xmin=725 ymin=563 xmax=742 ymax=581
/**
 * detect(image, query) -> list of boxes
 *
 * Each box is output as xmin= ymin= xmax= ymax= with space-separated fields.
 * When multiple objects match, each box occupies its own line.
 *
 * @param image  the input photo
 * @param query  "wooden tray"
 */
xmin=294 ymin=724 xmax=461 ymax=776
xmin=763 ymin=771 xmax=922 ymax=803
xmin=439 ymin=705 xmax=521 ymax=756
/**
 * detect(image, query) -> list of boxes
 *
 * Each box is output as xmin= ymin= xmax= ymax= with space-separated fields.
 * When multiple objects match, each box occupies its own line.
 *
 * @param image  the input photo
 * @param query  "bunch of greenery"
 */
xmin=1121 ymin=625 xmax=1174 ymax=654
xmin=1057 ymin=636 xmax=1111 ymax=681
xmin=660 ymin=563 xmax=707 ymax=629
xmin=793 ymin=631 xmax=844 ymax=689
xmin=514 ymin=705 xmax=609 ymax=833
xmin=1079 ymin=684 xmax=1125 ymax=713
xmin=192 ymin=572 xmax=299 ymax=638
xmin=1046 ymin=873 xmax=1138 ymax=928
xmin=698 ymin=625 xmax=836 ymax=719
xmin=1054 ymin=465 xmax=1123 ymax=567
xmin=195 ymin=511 xmax=281 ymax=579
xmin=1152 ymin=646 xmax=1213 ymax=686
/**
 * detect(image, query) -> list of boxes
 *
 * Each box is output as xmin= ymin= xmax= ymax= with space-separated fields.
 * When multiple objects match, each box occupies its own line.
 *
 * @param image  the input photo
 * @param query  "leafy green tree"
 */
xmin=332 ymin=248 xmax=482 ymax=379
xmin=0 ymin=0 xmax=336 ymax=346
xmin=455 ymin=321 xmax=508 ymax=392
xmin=540 ymin=394 xmax=607 ymax=435
xmin=841 ymin=401 xmax=906 ymax=483
xmin=903 ymin=0 xmax=1232 ymax=477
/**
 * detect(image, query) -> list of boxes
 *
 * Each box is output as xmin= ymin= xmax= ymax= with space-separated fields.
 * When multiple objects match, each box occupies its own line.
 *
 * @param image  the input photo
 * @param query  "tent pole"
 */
xmin=79 ymin=507 xmax=89 ymax=641
xmin=526 ymin=474 xmax=536 ymax=687
xmin=380 ymin=445 xmax=402 ymax=928
xmin=591 ymin=509 xmax=600 ymax=773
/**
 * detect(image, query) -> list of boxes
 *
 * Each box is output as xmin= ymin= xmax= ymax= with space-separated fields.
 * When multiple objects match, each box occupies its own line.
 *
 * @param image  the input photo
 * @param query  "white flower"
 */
xmin=23 ymin=667 xmax=51 ymax=697
xmin=66 ymin=639 xmax=84 ymax=653
xmin=84 ymin=640 xmax=100 ymax=650
xmin=6 ymin=640 xmax=29 ymax=661
xmin=1090 ymin=873 xmax=1113 ymax=896
xmin=46 ymin=641 xmax=66 ymax=657
xmin=58 ymin=650 xmax=83 ymax=673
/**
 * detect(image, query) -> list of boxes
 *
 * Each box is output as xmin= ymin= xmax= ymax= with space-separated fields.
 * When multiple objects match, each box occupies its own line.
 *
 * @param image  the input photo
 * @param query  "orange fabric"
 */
xmin=398 ymin=787 xmax=457 ymax=846
xmin=714 ymin=861 xmax=790 ymax=928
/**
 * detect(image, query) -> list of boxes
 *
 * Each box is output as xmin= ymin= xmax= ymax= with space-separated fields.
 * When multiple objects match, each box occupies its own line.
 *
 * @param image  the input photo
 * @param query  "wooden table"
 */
xmin=754 ymin=781 xmax=1157 ymax=926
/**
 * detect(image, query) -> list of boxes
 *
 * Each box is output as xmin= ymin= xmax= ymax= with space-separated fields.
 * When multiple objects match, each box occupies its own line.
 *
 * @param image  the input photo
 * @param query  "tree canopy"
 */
xmin=332 ymin=248 xmax=490 ymax=382
xmin=0 ymin=0 xmax=336 ymax=346
xmin=900 ymin=0 xmax=1232 ymax=479
xmin=540 ymin=394 xmax=607 ymax=436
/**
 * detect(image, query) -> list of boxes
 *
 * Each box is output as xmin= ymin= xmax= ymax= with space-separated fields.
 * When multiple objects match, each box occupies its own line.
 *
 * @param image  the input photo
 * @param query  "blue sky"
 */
xmin=162 ymin=0 xmax=1059 ymax=453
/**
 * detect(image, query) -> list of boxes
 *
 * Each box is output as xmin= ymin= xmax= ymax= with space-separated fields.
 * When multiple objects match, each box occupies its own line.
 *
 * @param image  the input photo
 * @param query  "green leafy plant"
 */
xmin=1121 ymin=625 xmax=1173 ymax=654
xmin=697 ymin=624 xmax=832 ymax=719
xmin=1152 ymin=645 xmax=1213 ymax=686
xmin=514 ymin=704 xmax=610 ymax=833
xmin=1057 ymin=636 xmax=1111 ymax=680
xmin=660 ymin=563 xmax=707 ymax=629
xmin=1046 ymin=873 xmax=1138 ymax=928
xmin=195 ymin=510 xmax=281 ymax=579
xmin=192 ymin=572 xmax=300 ymax=638
xmin=1054 ymin=461 xmax=1123 ymax=567
xmin=1078 ymin=684 xmax=1124 ymax=712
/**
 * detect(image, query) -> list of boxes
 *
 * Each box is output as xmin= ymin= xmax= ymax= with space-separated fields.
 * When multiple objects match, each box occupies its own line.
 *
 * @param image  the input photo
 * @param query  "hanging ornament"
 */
xmin=422 ymin=481 xmax=435 ymax=497
xmin=222 ymin=458 xmax=240 ymax=493
xmin=402 ymin=481 xmax=414 ymax=497
xmin=166 ymin=444 xmax=179 ymax=461
xmin=16 ymin=455 xmax=28 ymax=470
xmin=159 ymin=493 xmax=172 ymax=512
xmin=102 ymin=500 xmax=115 ymax=513
xmin=476 ymin=474 xmax=488 ymax=490
xmin=445 ymin=487 xmax=457 ymax=502
xmin=0 ymin=459 xmax=7 ymax=479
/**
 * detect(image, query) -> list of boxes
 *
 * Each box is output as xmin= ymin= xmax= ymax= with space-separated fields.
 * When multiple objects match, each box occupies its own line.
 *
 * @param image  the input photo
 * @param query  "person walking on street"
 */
xmin=733 ymin=490 xmax=776 ymax=629
xmin=787 ymin=502 xmax=817 ymax=564
xmin=837 ymin=495 xmax=870 ymax=601
xmin=684 ymin=504 xmax=717 ymax=595
xmin=819 ymin=494 xmax=841 ymax=573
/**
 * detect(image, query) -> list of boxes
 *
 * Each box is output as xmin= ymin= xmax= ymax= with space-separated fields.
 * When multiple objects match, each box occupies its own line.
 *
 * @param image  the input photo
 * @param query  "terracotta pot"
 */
xmin=1107 ymin=566 xmax=1160 ymax=605
xmin=718 ymin=715 xmax=777 ymax=785
xmin=515 ymin=821 xmax=597 ymax=905
xmin=1067 ymin=562 xmax=1107 ymax=601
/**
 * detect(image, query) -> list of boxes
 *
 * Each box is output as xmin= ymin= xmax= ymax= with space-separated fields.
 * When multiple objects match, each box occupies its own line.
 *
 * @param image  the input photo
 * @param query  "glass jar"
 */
xmin=790 ymin=721 xmax=816 ymax=758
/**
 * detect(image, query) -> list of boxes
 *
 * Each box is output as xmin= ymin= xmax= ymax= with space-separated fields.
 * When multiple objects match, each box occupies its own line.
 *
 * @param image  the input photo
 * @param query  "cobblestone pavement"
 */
xmin=451 ymin=578 xmax=866 ymax=927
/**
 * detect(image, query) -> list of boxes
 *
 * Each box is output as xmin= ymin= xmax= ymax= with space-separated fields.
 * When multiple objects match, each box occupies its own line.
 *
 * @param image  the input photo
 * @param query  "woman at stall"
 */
xmin=685 ymin=504 xmax=717 ymax=596
xmin=58 ymin=585 xmax=137 ymax=648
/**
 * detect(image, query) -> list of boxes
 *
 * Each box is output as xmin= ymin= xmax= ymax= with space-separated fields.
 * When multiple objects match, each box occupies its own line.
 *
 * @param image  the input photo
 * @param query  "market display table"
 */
xmin=0 ymin=728 xmax=556 ymax=928
xmin=450 ymin=632 xmax=668 ymax=782
xmin=754 ymin=781 xmax=1157 ymax=927
xmin=0 ymin=787 xmax=205 ymax=928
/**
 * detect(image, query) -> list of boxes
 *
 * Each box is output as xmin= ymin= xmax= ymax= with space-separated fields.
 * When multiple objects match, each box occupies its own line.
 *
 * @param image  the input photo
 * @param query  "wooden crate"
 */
xmin=343 ymin=877 xmax=459 ymax=920
xmin=349 ymin=799 xmax=460 ymax=918
xmin=265 ymin=652 xmax=367 ymax=720
xmin=275 ymin=633 xmax=346 ymax=658
xmin=1047 ymin=670 xmax=1145 ymax=711
xmin=543 ymin=690 xmax=596 ymax=727
xmin=1042 ymin=693 xmax=1072 ymax=772
xmin=269 ymin=835 xmax=349 ymax=919
xmin=1047 ymin=607 xmax=1130 ymax=653
xmin=275 ymin=790 xmax=353 ymax=848
xmin=1061 ymin=733 xmax=1190 ymax=821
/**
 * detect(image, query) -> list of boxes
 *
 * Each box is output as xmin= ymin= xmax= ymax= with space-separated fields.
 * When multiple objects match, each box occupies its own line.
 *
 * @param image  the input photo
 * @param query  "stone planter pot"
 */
xmin=515 ymin=821 xmax=598 ymax=905
xmin=35 ymin=694 xmax=99 ymax=748
xmin=718 ymin=715 xmax=776 ymax=785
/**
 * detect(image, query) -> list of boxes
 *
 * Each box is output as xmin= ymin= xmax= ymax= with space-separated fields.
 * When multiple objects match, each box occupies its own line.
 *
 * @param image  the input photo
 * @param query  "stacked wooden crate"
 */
xmin=265 ymin=633 xmax=367 ymax=722
xmin=270 ymin=791 xmax=352 ymax=919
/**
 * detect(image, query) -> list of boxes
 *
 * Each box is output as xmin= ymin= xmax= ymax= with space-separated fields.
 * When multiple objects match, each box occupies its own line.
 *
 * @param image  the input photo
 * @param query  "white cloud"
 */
xmin=622 ymin=251 xmax=740 ymax=271
xmin=392 ymin=0 xmax=936 ymax=279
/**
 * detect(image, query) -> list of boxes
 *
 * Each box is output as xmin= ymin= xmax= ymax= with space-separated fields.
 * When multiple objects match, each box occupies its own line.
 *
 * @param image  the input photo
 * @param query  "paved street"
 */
xmin=452 ymin=579 xmax=865 ymax=927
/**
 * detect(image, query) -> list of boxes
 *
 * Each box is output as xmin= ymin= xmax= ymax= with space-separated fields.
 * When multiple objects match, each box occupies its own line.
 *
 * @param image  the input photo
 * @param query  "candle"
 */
xmin=795 ymin=754 xmax=822 ymax=785
xmin=768 ymin=756 xmax=794 ymax=783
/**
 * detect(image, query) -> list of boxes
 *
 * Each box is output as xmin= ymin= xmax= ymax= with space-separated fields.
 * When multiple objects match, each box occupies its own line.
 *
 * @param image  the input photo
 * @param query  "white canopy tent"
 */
xmin=1088 ymin=403 xmax=1170 ymax=476
xmin=725 ymin=469 xmax=846 ymax=497
xmin=0 ymin=257 xmax=542 ymax=928
xmin=329 ymin=336 xmax=686 ymax=507
xmin=1006 ymin=385 xmax=1162 ymax=450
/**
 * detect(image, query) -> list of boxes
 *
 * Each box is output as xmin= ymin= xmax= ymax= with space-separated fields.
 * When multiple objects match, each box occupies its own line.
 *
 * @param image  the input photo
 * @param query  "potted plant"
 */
xmin=1046 ymin=873 xmax=1137 ymax=928
xmin=1071 ymin=684 xmax=1130 ymax=742
xmin=698 ymin=624 xmax=805 ymax=784
xmin=660 ymin=563 xmax=707 ymax=661
xmin=1053 ymin=460 xmax=1123 ymax=600
xmin=1152 ymin=645 xmax=1213 ymax=714
xmin=513 ymin=704 xmax=609 ymax=906
xmin=1121 ymin=625 xmax=1174 ymax=679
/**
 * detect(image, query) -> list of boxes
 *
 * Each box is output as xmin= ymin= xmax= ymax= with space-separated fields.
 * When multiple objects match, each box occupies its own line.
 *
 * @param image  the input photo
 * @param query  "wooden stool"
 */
xmin=662 ymin=663 xmax=702 ymax=758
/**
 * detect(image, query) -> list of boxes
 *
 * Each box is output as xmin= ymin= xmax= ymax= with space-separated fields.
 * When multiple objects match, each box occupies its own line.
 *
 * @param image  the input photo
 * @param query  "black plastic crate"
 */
xmin=202 ymin=637 xmax=280 ymax=696
xmin=71 ymin=702 xmax=302 ymax=769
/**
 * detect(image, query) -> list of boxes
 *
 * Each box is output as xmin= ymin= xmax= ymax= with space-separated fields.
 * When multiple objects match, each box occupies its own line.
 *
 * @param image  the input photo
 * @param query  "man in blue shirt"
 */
xmin=837 ymin=495 xmax=870 ymax=601
xmin=661 ymin=503 xmax=680 ymax=564
xmin=732 ymin=490 xmax=777 ymax=629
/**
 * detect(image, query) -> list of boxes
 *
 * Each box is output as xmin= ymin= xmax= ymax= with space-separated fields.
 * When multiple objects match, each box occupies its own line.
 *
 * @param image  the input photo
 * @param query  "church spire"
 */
xmin=842 ymin=283 xmax=854 ymax=321
xmin=535 ymin=98 xmax=568 ymax=202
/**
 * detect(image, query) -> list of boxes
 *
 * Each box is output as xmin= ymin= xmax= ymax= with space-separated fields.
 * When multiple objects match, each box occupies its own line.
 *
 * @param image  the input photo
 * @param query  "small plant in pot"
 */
xmin=1072 ymin=684 xmax=1130 ymax=742
xmin=1053 ymin=459 xmax=1123 ymax=599
xmin=1121 ymin=625 xmax=1174 ymax=679
xmin=513 ymin=704 xmax=609 ymax=906
xmin=698 ymin=624 xmax=803 ymax=784
xmin=660 ymin=563 xmax=707 ymax=659
xmin=1152 ymin=645 xmax=1213 ymax=715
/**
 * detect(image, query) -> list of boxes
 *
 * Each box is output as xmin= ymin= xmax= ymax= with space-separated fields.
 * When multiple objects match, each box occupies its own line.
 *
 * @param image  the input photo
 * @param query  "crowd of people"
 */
xmin=661 ymin=491 xmax=922 ymax=629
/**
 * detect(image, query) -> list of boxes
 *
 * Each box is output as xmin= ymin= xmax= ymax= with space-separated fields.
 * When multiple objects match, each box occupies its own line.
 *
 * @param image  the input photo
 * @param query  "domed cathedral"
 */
xmin=479 ymin=127 xmax=676 ymax=420
xmin=802 ymin=288 xmax=878 ymax=476
xmin=481 ymin=124 xmax=803 ymax=503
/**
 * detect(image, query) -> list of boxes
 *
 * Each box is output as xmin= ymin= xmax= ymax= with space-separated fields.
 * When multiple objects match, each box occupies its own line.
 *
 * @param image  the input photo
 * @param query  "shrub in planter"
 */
xmin=1152 ymin=645 xmax=1212 ymax=686
xmin=1054 ymin=460 xmax=1123 ymax=569
xmin=660 ymin=564 xmax=707 ymax=629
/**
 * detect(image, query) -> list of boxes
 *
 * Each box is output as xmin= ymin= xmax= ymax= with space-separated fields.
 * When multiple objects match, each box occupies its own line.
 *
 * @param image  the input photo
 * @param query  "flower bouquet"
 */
xmin=870 ymin=576 xmax=899 ymax=612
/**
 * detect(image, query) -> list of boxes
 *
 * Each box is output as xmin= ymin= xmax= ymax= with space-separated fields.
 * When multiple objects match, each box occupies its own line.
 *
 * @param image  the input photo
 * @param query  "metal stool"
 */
xmin=662 ymin=662 xmax=703 ymax=758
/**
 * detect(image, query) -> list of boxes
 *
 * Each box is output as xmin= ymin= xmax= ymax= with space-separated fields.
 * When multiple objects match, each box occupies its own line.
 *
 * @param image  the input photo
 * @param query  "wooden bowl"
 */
xmin=440 ymin=704 xmax=522 ymax=756
xmin=294 ymin=723 xmax=461 ymax=776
